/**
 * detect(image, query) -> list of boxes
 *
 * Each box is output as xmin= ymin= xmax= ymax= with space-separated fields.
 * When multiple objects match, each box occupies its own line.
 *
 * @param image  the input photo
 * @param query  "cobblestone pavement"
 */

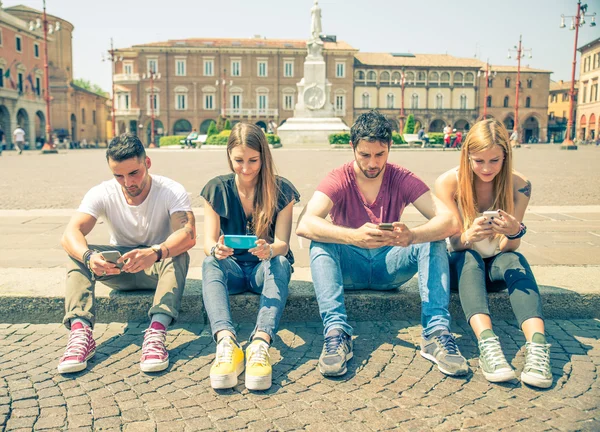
xmin=0 ymin=145 xmax=599 ymax=209
xmin=0 ymin=319 xmax=598 ymax=431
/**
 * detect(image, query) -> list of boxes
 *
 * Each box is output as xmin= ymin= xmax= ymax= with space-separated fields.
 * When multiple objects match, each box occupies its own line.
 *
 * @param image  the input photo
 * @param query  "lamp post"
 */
xmin=29 ymin=0 xmax=60 ymax=154
xmin=507 ymin=35 xmax=532 ymax=144
xmin=142 ymin=70 xmax=161 ymax=148
xmin=478 ymin=60 xmax=496 ymax=118
xmin=216 ymin=69 xmax=232 ymax=118
xmin=394 ymin=69 xmax=406 ymax=132
xmin=559 ymin=1 xmax=596 ymax=150
xmin=103 ymin=38 xmax=122 ymax=140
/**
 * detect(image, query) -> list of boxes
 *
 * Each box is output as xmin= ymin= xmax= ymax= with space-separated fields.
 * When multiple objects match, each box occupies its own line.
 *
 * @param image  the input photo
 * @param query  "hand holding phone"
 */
xmin=482 ymin=210 xmax=500 ymax=220
xmin=378 ymin=223 xmax=395 ymax=231
xmin=101 ymin=250 xmax=124 ymax=269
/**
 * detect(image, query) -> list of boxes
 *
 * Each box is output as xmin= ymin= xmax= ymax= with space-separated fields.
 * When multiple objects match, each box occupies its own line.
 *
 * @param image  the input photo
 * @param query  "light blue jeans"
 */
xmin=309 ymin=240 xmax=451 ymax=338
xmin=202 ymin=255 xmax=292 ymax=341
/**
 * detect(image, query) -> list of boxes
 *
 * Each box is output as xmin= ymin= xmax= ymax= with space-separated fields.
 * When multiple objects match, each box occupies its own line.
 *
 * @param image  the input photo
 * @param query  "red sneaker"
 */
xmin=140 ymin=322 xmax=169 ymax=372
xmin=57 ymin=322 xmax=96 ymax=373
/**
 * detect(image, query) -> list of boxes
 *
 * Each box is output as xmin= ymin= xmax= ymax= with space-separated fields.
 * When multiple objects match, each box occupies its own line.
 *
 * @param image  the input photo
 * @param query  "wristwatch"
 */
xmin=150 ymin=244 xmax=163 ymax=262
xmin=210 ymin=244 xmax=218 ymax=258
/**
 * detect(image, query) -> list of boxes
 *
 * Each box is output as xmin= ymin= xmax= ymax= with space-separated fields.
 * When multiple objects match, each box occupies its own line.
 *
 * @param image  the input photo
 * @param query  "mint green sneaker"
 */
xmin=521 ymin=332 xmax=552 ymax=389
xmin=477 ymin=330 xmax=516 ymax=383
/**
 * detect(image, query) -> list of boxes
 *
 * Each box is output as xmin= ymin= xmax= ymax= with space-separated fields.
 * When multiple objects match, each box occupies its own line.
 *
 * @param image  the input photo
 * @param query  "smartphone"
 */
xmin=101 ymin=250 xmax=123 ymax=269
xmin=378 ymin=223 xmax=395 ymax=231
xmin=223 ymin=235 xmax=258 ymax=249
xmin=482 ymin=210 xmax=500 ymax=220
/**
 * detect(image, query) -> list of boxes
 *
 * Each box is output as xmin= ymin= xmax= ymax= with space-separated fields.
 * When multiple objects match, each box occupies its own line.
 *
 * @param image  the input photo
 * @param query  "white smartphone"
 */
xmin=101 ymin=250 xmax=123 ymax=269
xmin=482 ymin=210 xmax=500 ymax=220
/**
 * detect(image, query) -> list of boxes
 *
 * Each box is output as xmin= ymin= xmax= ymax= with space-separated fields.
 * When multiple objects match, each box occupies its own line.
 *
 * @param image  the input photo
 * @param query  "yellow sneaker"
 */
xmin=245 ymin=339 xmax=272 ymax=391
xmin=209 ymin=336 xmax=244 ymax=389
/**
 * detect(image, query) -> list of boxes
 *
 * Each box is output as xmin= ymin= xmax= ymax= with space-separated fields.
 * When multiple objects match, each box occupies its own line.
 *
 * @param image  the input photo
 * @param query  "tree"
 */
xmin=207 ymin=121 xmax=218 ymax=137
xmin=216 ymin=116 xmax=225 ymax=132
xmin=72 ymin=78 xmax=107 ymax=97
xmin=223 ymin=119 xmax=232 ymax=130
xmin=403 ymin=114 xmax=416 ymax=134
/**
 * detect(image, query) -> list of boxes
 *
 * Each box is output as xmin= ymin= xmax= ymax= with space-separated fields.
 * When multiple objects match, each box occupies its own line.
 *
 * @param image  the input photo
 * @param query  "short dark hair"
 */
xmin=106 ymin=133 xmax=146 ymax=162
xmin=350 ymin=110 xmax=392 ymax=149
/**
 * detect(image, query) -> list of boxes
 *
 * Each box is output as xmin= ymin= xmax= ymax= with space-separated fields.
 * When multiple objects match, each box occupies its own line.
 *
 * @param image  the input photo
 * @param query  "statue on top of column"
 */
xmin=310 ymin=0 xmax=322 ymax=43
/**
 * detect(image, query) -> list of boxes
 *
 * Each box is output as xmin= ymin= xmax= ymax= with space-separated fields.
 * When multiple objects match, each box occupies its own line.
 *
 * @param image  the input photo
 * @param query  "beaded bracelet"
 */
xmin=505 ymin=222 xmax=527 ymax=240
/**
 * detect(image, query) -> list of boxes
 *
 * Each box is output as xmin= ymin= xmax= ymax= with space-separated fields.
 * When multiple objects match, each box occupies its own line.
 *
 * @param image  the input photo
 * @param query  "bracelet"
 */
xmin=210 ymin=244 xmax=218 ymax=258
xmin=262 ymin=245 xmax=274 ymax=261
xmin=506 ymin=222 xmax=527 ymax=240
xmin=462 ymin=232 xmax=471 ymax=247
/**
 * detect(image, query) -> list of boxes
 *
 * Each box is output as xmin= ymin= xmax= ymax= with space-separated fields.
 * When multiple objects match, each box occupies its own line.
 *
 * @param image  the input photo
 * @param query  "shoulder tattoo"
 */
xmin=518 ymin=180 xmax=532 ymax=198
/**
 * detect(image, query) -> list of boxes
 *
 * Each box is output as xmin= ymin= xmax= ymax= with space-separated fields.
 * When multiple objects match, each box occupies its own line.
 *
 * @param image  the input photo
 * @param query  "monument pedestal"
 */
xmin=278 ymin=117 xmax=349 ymax=147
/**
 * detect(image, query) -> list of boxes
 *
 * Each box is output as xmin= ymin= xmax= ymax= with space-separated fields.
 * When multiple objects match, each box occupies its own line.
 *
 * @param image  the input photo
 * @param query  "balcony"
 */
xmin=146 ymin=110 xmax=160 ymax=117
xmin=335 ymin=109 xmax=346 ymax=117
xmin=114 ymin=73 xmax=141 ymax=83
xmin=225 ymin=108 xmax=279 ymax=117
xmin=115 ymin=108 xmax=141 ymax=117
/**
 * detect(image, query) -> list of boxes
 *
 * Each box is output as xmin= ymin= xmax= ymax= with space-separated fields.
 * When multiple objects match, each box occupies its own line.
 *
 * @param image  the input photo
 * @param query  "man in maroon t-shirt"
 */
xmin=297 ymin=110 xmax=468 ymax=378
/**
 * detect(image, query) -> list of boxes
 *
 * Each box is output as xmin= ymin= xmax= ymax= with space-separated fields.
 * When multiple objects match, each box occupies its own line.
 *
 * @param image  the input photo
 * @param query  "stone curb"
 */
xmin=1 ymin=266 xmax=599 ymax=324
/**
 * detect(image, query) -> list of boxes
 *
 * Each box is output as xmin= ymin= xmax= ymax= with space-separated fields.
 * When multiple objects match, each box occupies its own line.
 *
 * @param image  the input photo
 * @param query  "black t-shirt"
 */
xmin=201 ymin=173 xmax=300 ymax=264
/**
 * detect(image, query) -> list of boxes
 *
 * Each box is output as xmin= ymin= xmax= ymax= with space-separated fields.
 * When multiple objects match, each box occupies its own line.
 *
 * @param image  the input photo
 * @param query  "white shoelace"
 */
xmin=479 ymin=336 xmax=509 ymax=369
xmin=63 ymin=328 xmax=91 ymax=359
xmin=142 ymin=328 xmax=167 ymax=357
xmin=247 ymin=342 xmax=270 ymax=367
xmin=215 ymin=337 xmax=235 ymax=365
xmin=525 ymin=342 xmax=551 ymax=373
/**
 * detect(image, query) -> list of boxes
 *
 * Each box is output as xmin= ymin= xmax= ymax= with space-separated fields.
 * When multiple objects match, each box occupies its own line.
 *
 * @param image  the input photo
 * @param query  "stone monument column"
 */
xmin=277 ymin=0 xmax=350 ymax=146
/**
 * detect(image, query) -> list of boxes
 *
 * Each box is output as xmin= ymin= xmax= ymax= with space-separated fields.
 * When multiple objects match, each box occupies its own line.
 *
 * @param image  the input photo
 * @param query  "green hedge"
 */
xmin=205 ymin=130 xmax=231 ymax=145
xmin=266 ymin=134 xmax=281 ymax=145
xmin=328 ymin=132 xmax=406 ymax=145
xmin=159 ymin=135 xmax=187 ymax=147
xmin=428 ymin=132 xmax=456 ymax=144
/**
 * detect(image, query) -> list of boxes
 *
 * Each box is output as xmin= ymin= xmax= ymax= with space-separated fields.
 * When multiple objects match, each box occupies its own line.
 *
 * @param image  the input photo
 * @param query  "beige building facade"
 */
xmin=548 ymin=80 xmax=577 ymax=142
xmin=112 ymin=37 xmax=357 ymax=144
xmin=4 ymin=4 xmax=109 ymax=146
xmin=0 ymin=3 xmax=46 ymax=149
xmin=577 ymin=37 xmax=600 ymax=141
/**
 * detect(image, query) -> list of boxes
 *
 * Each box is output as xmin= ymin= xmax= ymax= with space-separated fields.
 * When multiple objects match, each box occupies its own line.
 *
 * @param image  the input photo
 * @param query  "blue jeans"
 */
xmin=202 ymin=255 xmax=292 ymax=341
xmin=309 ymin=240 xmax=451 ymax=338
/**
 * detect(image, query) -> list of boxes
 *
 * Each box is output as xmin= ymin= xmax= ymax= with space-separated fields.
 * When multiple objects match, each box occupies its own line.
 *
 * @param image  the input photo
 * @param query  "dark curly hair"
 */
xmin=106 ymin=133 xmax=146 ymax=162
xmin=350 ymin=110 xmax=392 ymax=149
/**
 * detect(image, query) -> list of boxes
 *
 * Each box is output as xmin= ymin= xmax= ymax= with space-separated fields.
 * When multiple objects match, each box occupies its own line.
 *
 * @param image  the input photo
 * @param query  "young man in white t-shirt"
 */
xmin=13 ymin=126 xmax=25 ymax=154
xmin=58 ymin=133 xmax=196 ymax=374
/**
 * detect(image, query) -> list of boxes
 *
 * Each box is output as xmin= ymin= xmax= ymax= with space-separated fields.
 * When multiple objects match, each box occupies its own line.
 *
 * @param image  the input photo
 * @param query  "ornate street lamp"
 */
xmin=478 ymin=61 xmax=496 ymax=118
xmin=216 ymin=68 xmax=232 ymax=118
xmin=102 ymin=38 xmax=122 ymax=140
xmin=394 ymin=69 xmax=406 ymax=132
xmin=559 ymin=1 xmax=596 ymax=150
xmin=507 ymin=35 xmax=532 ymax=144
xmin=29 ymin=0 xmax=61 ymax=154
xmin=142 ymin=70 xmax=161 ymax=148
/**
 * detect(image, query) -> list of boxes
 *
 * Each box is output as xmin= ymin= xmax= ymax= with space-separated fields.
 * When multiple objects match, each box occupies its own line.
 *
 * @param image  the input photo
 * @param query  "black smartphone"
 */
xmin=378 ymin=223 xmax=394 ymax=231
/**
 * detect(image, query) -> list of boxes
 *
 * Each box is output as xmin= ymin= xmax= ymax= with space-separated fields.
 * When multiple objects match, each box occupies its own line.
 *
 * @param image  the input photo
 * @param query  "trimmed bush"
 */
xmin=205 ymin=130 xmax=231 ymax=145
xmin=159 ymin=135 xmax=187 ymax=147
xmin=207 ymin=121 xmax=218 ymax=137
xmin=403 ymin=115 xmax=416 ymax=134
xmin=428 ymin=132 xmax=455 ymax=144
xmin=329 ymin=132 xmax=351 ymax=144
xmin=223 ymin=119 xmax=232 ymax=130
xmin=266 ymin=134 xmax=281 ymax=145
xmin=392 ymin=132 xmax=406 ymax=145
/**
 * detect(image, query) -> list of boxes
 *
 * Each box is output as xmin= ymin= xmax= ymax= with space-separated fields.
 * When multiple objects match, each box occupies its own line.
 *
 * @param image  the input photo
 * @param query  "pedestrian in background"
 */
xmin=13 ymin=125 xmax=25 ymax=154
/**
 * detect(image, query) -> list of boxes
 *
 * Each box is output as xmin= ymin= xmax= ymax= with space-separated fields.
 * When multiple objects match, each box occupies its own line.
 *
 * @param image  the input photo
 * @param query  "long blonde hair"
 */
xmin=227 ymin=123 xmax=278 ymax=239
xmin=457 ymin=118 xmax=513 ymax=230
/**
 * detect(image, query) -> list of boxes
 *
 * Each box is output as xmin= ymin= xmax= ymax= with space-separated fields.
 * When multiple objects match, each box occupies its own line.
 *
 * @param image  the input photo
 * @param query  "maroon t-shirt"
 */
xmin=316 ymin=161 xmax=430 ymax=229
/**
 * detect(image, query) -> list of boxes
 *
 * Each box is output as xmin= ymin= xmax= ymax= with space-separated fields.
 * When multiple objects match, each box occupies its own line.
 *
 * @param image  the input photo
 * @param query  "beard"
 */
xmin=360 ymin=166 xmax=383 ymax=179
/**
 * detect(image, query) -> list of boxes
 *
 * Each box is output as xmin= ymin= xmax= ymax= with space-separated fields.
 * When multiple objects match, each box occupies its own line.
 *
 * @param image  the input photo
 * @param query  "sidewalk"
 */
xmin=0 ymin=206 xmax=599 ymax=324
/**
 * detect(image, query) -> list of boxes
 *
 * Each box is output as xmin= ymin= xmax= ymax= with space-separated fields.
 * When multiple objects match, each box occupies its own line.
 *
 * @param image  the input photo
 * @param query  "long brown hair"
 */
xmin=227 ymin=123 xmax=278 ymax=239
xmin=457 ymin=118 xmax=513 ymax=230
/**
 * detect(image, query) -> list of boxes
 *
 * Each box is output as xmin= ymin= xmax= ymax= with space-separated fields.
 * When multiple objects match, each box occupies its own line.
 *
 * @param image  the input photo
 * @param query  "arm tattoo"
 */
xmin=518 ymin=180 xmax=532 ymax=198
xmin=171 ymin=211 xmax=196 ymax=240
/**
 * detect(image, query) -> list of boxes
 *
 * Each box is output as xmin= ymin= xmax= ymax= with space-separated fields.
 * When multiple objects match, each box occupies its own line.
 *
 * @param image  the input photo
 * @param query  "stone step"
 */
xmin=0 ymin=266 xmax=598 ymax=325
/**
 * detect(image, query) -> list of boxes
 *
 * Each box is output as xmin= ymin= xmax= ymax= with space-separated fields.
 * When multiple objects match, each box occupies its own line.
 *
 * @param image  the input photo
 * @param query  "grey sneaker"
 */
xmin=421 ymin=329 xmax=468 ymax=376
xmin=478 ymin=332 xmax=516 ymax=382
xmin=319 ymin=329 xmax=353 ymax=377
xmin=521 ymin=332 xmax=552 ymax=389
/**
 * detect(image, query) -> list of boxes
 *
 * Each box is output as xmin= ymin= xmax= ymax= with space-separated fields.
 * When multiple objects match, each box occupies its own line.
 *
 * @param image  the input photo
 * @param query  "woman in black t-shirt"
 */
xmin=201 ymin=123 xmax=299 ymax=391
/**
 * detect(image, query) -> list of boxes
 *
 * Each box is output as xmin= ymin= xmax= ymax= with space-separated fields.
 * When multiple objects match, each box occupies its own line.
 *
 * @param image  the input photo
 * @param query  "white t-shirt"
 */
xmin=78 ymin=175 xmax=191 ymax=247
xmin=13 ymin=128 xmax=25 ymax=142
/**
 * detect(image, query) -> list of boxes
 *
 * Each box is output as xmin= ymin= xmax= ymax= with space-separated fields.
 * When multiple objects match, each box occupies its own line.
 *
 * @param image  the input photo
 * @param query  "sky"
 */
xmin=4 ymin=0 xmax=599 ymax=94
